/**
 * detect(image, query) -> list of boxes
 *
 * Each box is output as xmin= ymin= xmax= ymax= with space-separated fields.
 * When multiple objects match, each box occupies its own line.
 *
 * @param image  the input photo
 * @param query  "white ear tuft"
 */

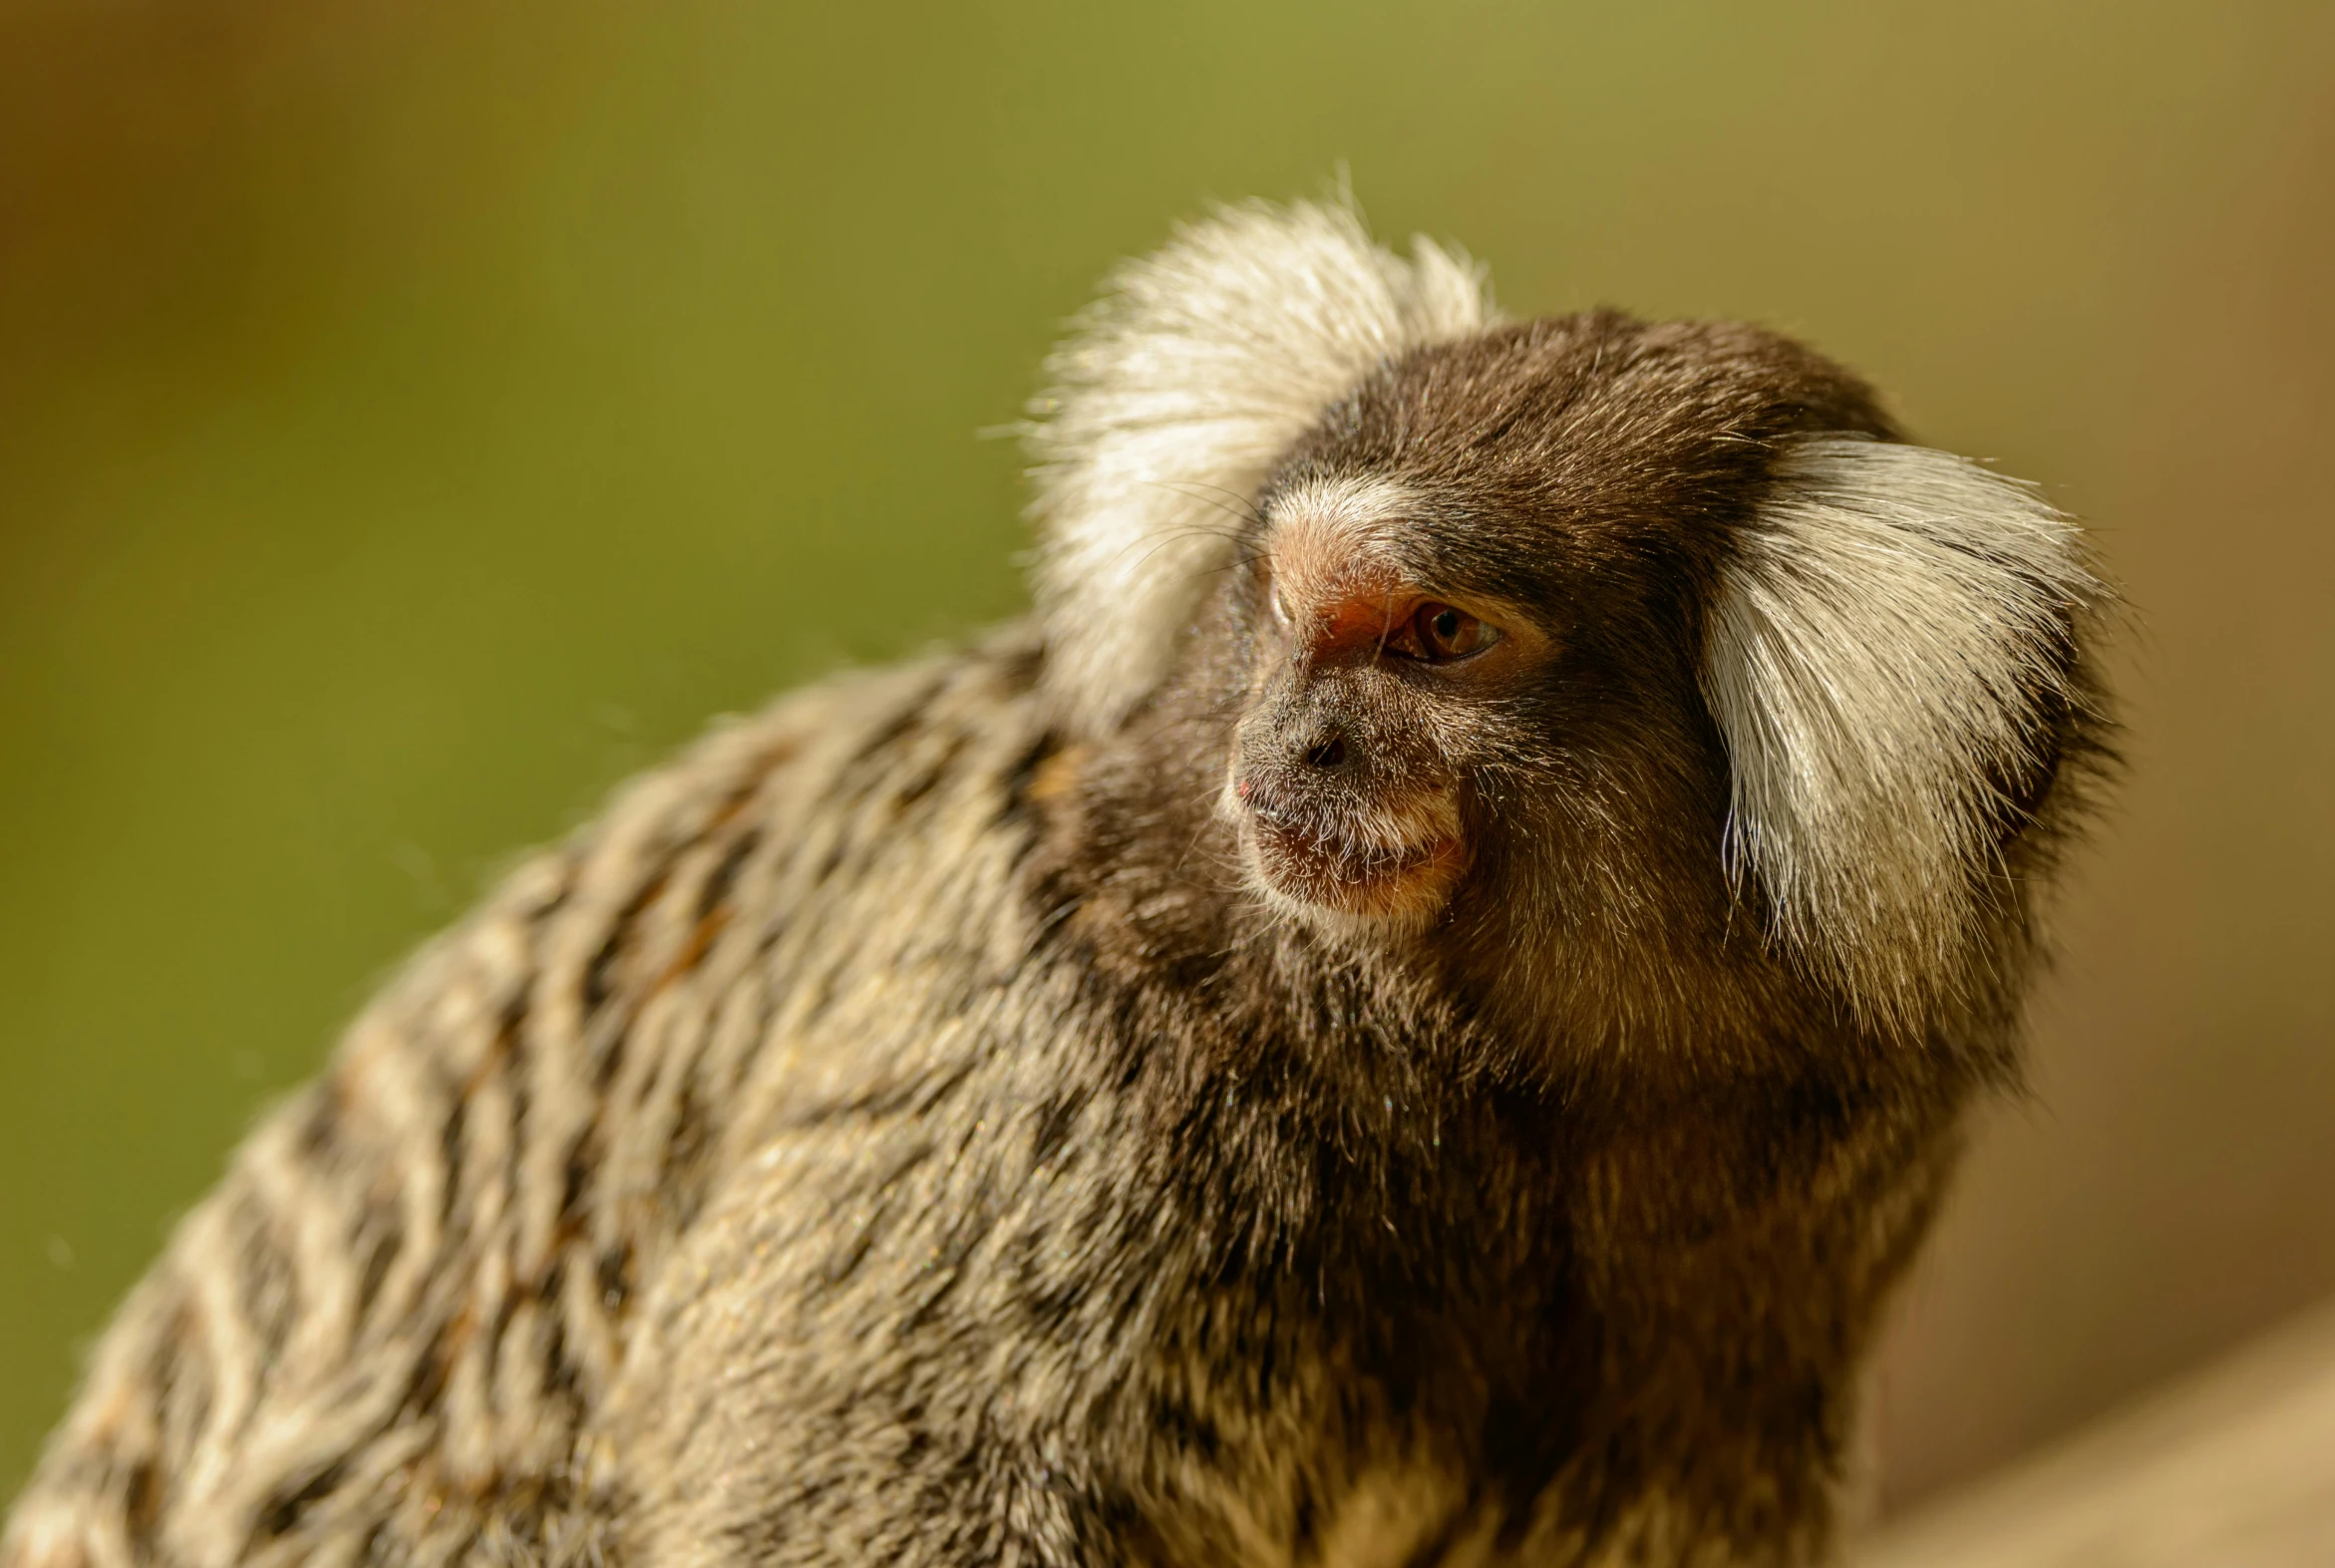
xmin=1700 ymin=436 xmax=2102 ymax=1029
xmin=1026 ymin=198 xmax=1498 ymax=735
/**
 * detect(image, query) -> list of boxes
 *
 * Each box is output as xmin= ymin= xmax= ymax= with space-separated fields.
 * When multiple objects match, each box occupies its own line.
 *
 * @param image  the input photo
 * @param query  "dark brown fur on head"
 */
xmin=1047 ymin=294 xmax=2090 ymax=1080
xmin=1242 ymin=316 xmax=1902 ymax=1063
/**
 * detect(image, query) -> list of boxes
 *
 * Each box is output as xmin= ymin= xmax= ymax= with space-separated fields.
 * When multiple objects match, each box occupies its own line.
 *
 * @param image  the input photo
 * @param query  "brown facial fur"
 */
xmin=1215 ymin=313 xmax=1910 ymax=1066
xmin=1226 ymin=479 xmax=1552 ymax=931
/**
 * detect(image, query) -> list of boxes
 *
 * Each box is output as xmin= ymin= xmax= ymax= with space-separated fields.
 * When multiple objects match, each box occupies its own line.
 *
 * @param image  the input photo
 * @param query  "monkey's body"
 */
xmin=4 ymin=204 xmax=2106 ymax=1568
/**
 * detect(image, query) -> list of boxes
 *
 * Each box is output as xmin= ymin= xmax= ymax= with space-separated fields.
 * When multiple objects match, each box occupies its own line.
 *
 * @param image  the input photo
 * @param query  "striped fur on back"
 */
xmin=4 ymin=638 xmax=1058 ymax=1568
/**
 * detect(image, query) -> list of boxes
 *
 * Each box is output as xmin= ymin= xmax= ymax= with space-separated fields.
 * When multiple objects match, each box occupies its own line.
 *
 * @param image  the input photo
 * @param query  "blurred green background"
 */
xmin=3 ymin=0 xmax=2331 ymax=1519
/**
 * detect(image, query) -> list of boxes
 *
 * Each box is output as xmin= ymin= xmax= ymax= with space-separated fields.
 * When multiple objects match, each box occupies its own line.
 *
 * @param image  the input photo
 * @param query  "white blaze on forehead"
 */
xmin=1265 ymin=474 xmax=1421 ymax=606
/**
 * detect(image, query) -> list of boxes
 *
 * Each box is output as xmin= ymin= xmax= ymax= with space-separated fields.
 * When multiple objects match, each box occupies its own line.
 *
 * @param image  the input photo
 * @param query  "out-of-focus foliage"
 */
xmin=3 ymin=0 xmax=2331 ymax=1514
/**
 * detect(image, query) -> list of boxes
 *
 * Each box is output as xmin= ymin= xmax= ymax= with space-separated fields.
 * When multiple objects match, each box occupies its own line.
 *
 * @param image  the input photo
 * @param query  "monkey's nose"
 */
xmin=1301 ymin=733 xmax=1350 ymax=772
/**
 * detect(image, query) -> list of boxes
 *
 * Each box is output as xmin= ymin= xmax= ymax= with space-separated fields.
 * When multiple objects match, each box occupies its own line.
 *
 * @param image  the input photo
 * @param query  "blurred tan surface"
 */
xmin=3 ymin=0 xmax=2331 ymax=1520
xmin=1862 ymin=1299 xmax=2335 ymax=1566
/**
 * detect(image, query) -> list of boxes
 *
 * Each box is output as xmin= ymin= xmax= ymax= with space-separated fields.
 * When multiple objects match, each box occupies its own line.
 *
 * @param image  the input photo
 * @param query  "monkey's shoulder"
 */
xmin=353 ymin=617 xmax=1062 ymax=1153
xmin=0 ymin=629 xmax=1077 ymax=1568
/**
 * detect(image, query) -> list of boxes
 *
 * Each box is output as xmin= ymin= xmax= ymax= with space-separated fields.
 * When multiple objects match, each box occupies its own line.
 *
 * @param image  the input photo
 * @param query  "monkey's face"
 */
xmin=1222 ymin=473 xmax=1558 ymax=934
xmin=1043 ymin=222 xmax=2097 ymax=1037
xmin=1209 ymin=319 xmax=1847 ymax=967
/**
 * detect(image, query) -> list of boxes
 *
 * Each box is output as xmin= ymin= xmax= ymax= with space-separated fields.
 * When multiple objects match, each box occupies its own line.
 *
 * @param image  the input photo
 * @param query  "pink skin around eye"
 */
xmin=1311 ymin=593 xmax=1412 ymax=661
xmin=1281 ymin=584 xmax=1497 ymax=667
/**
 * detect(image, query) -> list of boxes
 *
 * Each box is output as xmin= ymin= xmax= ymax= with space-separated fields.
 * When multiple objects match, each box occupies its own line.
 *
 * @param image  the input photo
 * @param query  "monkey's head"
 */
xmin=1029 ymin=200 xmax=2105 ymax=1045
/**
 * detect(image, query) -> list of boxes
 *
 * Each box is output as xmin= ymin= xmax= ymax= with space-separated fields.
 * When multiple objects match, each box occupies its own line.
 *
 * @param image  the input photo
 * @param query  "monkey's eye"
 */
xmin=1407 ymin=601 xmax=1499 ymax=662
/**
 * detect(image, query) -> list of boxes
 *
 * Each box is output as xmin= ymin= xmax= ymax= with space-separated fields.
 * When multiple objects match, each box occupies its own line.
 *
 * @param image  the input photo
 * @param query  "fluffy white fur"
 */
xmin=1025 ymin=199 xmax=1496 ymax=735
xmin=1701 ymin=436 xmax=2101 ymax=1028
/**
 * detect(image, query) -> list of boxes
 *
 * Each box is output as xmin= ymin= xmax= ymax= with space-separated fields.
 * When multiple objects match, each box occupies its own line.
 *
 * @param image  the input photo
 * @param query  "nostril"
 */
xmin=1304 ymin=736 xmax=1348 ymax=771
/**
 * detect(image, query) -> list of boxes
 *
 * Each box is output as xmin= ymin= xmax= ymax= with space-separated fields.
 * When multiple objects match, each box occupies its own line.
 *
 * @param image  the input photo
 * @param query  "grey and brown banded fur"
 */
xmin=4 ymin=200 xmax=2112 ymax=1568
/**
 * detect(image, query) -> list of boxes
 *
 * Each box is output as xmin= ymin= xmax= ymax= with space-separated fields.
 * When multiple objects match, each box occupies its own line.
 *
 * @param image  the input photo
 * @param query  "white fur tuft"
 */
xmin=1701 ymin=437 xmax=2101 ymax=1029
xmin=1025 ymin=199 xmax=1497 ymax=735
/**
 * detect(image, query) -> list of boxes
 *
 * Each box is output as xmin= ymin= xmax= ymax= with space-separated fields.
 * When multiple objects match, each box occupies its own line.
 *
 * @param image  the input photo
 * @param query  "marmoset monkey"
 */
xmin=3 ymin=200 xmax=2109 ymax=1568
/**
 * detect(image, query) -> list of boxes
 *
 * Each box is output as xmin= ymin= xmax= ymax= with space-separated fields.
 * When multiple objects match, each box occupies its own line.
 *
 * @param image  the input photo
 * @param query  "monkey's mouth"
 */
xmin=1238 ymin=797 xmax=1466 ymax=921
